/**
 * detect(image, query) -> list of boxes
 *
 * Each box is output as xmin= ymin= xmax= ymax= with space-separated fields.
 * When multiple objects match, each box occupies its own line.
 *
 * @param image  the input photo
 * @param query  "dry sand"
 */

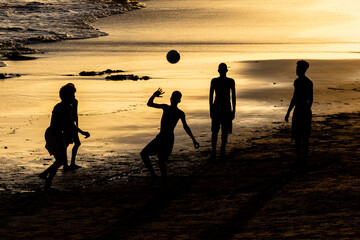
xmin=0 ymin=111 xmax=359 ymax=239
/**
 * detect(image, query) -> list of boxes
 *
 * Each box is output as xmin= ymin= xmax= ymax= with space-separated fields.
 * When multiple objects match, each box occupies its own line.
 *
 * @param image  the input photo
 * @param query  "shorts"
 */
xmin=292 ymin=108 xmax=312 ymax=139
xmin=44 ymin=127 xmax=68 ymax=159
xmin=211 ymin=111 xmax=233 ymax=134
xmin=142 ymin=133 xmax=174 ymax=159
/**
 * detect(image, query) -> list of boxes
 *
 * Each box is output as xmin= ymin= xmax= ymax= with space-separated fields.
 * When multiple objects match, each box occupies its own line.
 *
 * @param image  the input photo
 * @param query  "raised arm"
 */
xmin=180 ymin=113 xmax=200 ymax=149
xmin=147 ymin=88 xmax=167 ymax=109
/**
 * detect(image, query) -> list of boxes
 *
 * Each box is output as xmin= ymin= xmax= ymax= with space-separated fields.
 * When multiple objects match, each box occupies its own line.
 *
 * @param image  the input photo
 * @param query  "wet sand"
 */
xmin=0 ymin=111 xmax=359 ymax=239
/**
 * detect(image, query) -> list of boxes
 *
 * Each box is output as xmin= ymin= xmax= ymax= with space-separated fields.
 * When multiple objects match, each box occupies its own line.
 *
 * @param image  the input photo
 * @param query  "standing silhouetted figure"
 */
xmin=39 ymin=84 xmax=90 ymax=191
xmin=64 ymin=83 xmax=82 ymax=170
xmin=210 ymin=63 xmax=236 ymax=159
xmin=140 ymin=88 xmax=200 ymax=180
xmin=285 ymin=60 xmax=313 ymax=172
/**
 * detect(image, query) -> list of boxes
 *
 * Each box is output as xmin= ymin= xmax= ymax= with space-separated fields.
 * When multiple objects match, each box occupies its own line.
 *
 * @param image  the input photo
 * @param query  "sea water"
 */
xmin=1 ymin=0 xmax=360 ymax=192
xmin=0 ymin=0 xmax=144 ymax=44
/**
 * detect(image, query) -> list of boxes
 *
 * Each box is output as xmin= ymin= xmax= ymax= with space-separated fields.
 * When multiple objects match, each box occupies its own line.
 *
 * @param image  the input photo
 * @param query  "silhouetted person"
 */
xmin=65 ymin=83 xmax=82 ymax=170
xmin=285 ymin=60 xmax=313 ymax=172
xmin=39 ymin=84 xmax=90 ymax=191
xmin=210 ymin=63 xmax=236 ymax=159
xmin=140 ymin=88 xmax=200 ymax=180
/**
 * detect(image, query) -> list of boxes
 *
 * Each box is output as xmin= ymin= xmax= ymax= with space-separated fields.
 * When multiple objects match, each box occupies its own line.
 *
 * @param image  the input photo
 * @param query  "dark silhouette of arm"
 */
xmin=285 ymin=89 xmax=295 ymax=122
xmin=180 ymin=113 xmax=200 ymax=149
xmin=231 ymin=80 xmax=236 ymax=119
xmin=209 ymin=81 xmax=214 ymax=118
xmin=53 ymin=103 xmax=90 ymax=138
xmin=147 ymin=88 xmax=166 ymax=109
xmin=74 ymin=124 xmax=90 ymax=138
xmin=309 ymin=84 xmax=313 ymax=108
xmin=73 ymin=99 xmax=79 ymax=126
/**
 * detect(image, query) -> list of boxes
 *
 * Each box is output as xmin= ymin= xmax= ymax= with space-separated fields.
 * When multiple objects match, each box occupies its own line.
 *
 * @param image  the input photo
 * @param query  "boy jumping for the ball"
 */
xmin=140 ymin=88 xmax=200 ymax=180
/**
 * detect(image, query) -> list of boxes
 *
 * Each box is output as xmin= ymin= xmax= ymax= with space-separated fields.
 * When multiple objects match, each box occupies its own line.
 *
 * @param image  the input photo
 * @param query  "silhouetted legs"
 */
xmin=140 ymin=147 xmax=169 ymax=181
xmin=212 ymin=124 xmax=229 ymax=159
xmin=39 ymin=152 xmax=66 ymax=190
xmin=220 ymin=129 xmax=228 ymax=158
xmin=158 ymin=156 xmax=168 ymax=181
xmin=70 ymin=135 xmax=81 ymax=169
xmin=140 ymin=149 xmax=156 ymax=178
xmin=295 ymin=137 xmax=309 ymax=172
xmin=211 ymin=131 xmax=218 ymax=156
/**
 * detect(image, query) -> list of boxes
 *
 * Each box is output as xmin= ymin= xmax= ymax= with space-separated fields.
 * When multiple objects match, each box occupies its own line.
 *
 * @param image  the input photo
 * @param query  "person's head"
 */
xmin=65 ymin=83 xmax=76 ymax=93
xmin=59 ymin=84 xmax=76 ymax=102
xmin=218 ymin=63 xmax=228 ymax=75
xmin=170 ymin=91 xmax=182 ymax=105
xmin=296 ymin=60 xmax=309 ymax=76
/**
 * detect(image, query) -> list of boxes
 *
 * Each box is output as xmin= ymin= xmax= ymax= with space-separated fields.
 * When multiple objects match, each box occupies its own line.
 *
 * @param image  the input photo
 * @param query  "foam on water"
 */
xmin=0 ymin=0 xmax=143 ymax=46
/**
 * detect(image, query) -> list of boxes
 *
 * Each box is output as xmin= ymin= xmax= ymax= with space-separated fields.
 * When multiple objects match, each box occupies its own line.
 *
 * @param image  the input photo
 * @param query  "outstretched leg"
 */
xmin=158 ymin=156 xmax=168 ymax=181
xmin=41 ymin=152 xmax=66 ymax=190
xmin=140 ymin=148 xmax=156 ymax=178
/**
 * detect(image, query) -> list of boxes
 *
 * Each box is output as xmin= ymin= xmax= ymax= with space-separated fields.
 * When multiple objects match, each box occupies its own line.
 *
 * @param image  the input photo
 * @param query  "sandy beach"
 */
xmin=0 ymin=111 xmax=359 ymax=239
xmin=1 ymin=0 xmax=360 ymax=238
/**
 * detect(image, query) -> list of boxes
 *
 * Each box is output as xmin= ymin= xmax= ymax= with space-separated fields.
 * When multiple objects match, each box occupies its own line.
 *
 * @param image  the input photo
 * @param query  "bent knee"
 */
xmin=140 ymin=149 xmax=148 ymax=158
xmin=74 ymin=140 xmax=81 ymax=147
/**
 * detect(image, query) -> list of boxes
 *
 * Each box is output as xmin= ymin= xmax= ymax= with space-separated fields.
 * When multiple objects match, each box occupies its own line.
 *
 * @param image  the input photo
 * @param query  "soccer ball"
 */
xmin=166 ymin=50 xmax=180 ymax=64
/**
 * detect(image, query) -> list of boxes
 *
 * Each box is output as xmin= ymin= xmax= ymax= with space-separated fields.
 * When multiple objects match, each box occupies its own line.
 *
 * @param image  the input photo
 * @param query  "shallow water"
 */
xmin=0 ymin=0 xmax=144 ymax=44
xmin=1 ymin=0 xmax=360 ymax=192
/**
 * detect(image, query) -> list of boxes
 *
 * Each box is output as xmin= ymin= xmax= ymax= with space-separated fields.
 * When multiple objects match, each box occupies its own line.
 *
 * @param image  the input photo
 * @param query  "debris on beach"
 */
xmin=3 ymin=51 xmax=36 ymax=61
xmin=1 ymin=42 xmax=38 ymax=61
xmin=0 ymin=73 xmax=21 ymax=79
xmin=97 ymin=0 xmax=145 ymax=9
xmin=79 ymin=69 xmax=124 ymax=76
xmin=76 ymin=69 xmax=150 ymax=81
xmin=26 ymin=36 xmax=62 ymax=44
xmin=0 ymin=41 xmax=38 ymax=57
xmin=106 ymin=74 xmax=150 ymax=81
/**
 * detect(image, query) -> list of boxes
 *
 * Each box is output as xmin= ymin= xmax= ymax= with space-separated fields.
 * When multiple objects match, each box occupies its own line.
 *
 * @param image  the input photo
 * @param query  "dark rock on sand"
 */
xmin=106 ymin=74 xmax=150 ymax=81
xmin=79 ymin=71 xmax=104 ymax=76
xmin=3 ymin=51 xmax=36 ymax=61
xmin=0 ymin=73 xmax=21 ymax=79
xmin=77 ymin=69 xmax=150 ymax=81
xmin=79 ymin=69 xmax=124 ymax=76
xmin=103 ymin=69 xmax=124 ymax=74
xmin=0 ymin=41 xmax=38 ymax=55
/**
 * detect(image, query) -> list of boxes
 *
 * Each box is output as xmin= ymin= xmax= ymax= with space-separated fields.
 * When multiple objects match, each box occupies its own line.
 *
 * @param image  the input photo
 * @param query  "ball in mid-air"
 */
xmin=166 ymin=50 xmax=180 ymax=64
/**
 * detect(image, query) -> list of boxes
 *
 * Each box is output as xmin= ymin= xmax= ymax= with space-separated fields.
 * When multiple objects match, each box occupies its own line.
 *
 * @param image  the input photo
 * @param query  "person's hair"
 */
xmin=65 ymin=83 xmax=76 ymax=93
xmin=171 ymin=91 xmax=182 ymax=103
xmin=59 ymin=84 xmax=75 ymax=101
xmin=218 ymin=63 xmax=228 ymax=73
xmin=297 ymin=60 xmax=309 ymax=71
